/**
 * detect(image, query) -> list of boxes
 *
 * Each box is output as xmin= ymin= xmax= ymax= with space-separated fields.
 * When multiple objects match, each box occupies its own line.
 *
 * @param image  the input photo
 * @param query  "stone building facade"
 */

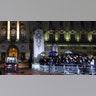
xmin=0 ymin=21 xmax=96 ymax=62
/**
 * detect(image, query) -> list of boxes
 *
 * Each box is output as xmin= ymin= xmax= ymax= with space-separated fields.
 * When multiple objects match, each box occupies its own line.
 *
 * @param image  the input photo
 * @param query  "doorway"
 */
xmin=8 ymin=46 xmax=19 ymax=58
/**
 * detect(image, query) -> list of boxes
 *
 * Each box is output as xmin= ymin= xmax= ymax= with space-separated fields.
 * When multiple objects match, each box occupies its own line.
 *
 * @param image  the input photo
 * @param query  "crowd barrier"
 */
xmin=39 ymin=64 xmax=96 ymax=75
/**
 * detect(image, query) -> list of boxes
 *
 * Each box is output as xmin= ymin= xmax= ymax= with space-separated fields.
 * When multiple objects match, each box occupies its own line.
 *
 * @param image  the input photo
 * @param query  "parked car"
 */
xmin=4 ymin=56 xmax=19 ymax=72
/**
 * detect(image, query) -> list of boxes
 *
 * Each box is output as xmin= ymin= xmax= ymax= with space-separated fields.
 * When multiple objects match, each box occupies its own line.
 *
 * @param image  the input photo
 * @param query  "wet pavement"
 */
xmin=0 ymin=68 xmax=64 ymax=75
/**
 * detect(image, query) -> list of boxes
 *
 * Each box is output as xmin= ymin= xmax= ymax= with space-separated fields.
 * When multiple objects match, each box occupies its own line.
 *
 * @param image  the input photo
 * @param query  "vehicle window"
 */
xmin=5 ymin=57 xmax=17 ymax=63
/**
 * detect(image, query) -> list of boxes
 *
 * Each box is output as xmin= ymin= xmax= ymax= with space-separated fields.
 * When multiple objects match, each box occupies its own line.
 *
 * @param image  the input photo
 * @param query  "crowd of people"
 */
xmin=39 ymin=54 xmax=96 ymax=74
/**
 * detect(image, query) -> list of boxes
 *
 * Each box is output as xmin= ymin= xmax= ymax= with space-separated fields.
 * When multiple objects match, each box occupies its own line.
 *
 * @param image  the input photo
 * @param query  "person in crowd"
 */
xmin=38 ymin=53 xmax=96 ymax=74
xmin=94 ymin=56 xmax=96 ymax=71
xmin=48 ymin=57 xmax=54 ymax=73
xmin=89 ymin=57 xmax=95 ymax=74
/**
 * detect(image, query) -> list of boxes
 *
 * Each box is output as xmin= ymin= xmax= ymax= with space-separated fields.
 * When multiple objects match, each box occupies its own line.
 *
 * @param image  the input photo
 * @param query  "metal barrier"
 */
xmin=39 ymin=63 xmax=96 ymax=75
xmin=55 ymin=65 xmax=64 ymax=73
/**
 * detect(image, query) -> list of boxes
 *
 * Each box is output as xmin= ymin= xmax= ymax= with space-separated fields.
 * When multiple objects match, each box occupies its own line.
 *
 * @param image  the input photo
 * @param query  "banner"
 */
xmin=33 ymin=29 xmax=44 ymax=58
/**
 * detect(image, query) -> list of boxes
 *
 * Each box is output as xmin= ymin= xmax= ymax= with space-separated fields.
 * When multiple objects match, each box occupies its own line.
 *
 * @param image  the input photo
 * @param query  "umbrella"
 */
xmin=39 ymin=51 xmax=46 ymax=56
xmin=64 ymin=50 xmax=73 ymax=54
xmin=48 ymin=51 xmax=57 ymax=55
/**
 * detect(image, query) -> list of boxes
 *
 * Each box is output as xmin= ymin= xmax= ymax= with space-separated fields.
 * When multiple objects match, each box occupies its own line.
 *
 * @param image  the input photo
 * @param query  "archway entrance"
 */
xmin=8 ymin=46 xmax=19 ymax=58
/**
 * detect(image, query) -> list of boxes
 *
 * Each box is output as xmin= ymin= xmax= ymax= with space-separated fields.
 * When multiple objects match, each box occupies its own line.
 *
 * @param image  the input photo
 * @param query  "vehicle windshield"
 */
xmin=5 ymin=57 xmax=17 ymax=63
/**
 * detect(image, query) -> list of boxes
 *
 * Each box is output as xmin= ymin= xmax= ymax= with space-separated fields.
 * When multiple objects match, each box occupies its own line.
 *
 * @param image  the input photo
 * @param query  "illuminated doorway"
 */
xmin=8 ymin=46 xmax=18 ymax=58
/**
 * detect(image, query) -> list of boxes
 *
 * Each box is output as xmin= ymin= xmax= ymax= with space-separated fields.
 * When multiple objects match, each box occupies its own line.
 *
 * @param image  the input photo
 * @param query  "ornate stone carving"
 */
xmin=35 ymin=29 xmax=43 ymax=48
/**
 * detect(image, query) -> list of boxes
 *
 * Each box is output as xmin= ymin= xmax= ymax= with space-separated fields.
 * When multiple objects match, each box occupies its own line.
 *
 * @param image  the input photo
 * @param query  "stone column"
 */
xmin=16 ymin=21 xmax=20 ymax=41
xmin=7 ymin=21 xmax=10 ymax=41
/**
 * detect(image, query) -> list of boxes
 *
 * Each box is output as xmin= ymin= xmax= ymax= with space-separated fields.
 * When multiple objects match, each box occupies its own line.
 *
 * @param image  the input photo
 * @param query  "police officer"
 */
xmin=48 ymin=57 xmax=53 ymax=73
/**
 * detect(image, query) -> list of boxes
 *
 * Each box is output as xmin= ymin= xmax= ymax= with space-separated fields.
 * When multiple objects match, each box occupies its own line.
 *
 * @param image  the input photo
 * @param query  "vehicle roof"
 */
xmin=6 ymin=56 xmax=16 ymax=57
